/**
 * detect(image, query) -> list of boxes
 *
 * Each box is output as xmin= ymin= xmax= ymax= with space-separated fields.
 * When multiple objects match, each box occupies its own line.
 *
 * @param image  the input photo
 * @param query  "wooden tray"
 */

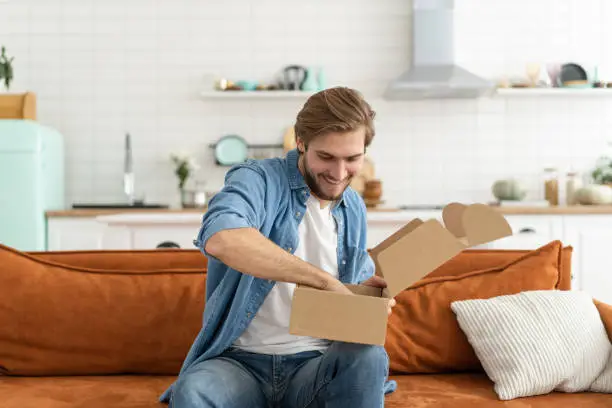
xmin=0 ymin=92 xmax=36 ymax=120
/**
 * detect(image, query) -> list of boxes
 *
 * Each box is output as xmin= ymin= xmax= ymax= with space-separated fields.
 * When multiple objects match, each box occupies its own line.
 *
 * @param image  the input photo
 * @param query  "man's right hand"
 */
xmin=323 ymin=277 xmax=354 ymax=295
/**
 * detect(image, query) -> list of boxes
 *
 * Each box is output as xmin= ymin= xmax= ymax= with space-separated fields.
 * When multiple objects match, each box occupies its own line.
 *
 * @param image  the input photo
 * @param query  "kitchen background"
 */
xmin=1 ymin=0 xmax=612 ymax=208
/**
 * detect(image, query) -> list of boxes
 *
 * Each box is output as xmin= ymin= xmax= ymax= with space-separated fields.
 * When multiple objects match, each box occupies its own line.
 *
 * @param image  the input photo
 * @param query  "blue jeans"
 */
xmin=170 ymin=341 xmax=390 ymax=408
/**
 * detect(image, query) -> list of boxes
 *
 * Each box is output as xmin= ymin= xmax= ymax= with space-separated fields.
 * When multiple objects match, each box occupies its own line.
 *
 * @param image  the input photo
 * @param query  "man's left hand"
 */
xmin=361 ymin=275 xmax=397 ymax=315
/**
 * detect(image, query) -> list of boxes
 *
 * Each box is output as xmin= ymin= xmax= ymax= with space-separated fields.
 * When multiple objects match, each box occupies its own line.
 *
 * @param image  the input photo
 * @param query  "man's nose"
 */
xmin=329 ymin=161 xmax=347 ymax=181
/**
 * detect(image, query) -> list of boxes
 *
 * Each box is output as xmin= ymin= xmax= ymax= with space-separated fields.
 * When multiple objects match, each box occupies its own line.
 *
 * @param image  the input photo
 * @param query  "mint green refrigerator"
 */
xmin=0 ymin=120 xmax=65 ymax=251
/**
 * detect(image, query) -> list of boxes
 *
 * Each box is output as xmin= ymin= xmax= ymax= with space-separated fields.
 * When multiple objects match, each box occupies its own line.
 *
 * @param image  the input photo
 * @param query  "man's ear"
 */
xmin=296 ymin=137 xmax=305 ymax=154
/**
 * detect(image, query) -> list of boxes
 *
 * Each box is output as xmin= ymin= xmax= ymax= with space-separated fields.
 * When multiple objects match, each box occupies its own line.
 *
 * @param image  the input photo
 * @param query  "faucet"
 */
xmin=124 ymin=132 xmax=135 ymax=205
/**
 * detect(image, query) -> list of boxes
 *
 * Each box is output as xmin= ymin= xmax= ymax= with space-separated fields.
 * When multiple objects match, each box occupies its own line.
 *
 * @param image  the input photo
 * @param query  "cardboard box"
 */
xmin=288 ymin=202 xmax=513 ymax=345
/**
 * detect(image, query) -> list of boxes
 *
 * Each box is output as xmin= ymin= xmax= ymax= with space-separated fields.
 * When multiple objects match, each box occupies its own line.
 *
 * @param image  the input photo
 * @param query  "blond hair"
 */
xmin=294 ymin=87 xmax=375 ymax=148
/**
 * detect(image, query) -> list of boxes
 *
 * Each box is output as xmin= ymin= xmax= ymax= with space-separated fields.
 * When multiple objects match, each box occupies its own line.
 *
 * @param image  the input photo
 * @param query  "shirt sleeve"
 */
xmin=194 ymin=162 xmax=267 ymax=257
xmin=356 ymin=198 xmax=375 ymax=283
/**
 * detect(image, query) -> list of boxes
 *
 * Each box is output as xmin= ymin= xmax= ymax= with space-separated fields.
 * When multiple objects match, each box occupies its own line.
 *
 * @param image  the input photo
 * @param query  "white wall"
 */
xmin=1 ymin=0 xmax=612 ymax=207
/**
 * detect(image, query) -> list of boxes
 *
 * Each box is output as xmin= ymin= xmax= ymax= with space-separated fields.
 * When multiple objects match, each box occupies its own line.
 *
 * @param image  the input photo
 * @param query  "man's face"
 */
xmin=297 ymin=128 xmax=366 ymax=202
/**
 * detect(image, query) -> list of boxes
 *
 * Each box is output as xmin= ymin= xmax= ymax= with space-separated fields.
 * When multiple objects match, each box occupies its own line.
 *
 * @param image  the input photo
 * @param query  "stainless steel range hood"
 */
xmin=384 ymin=0 xmax=494 ymax=100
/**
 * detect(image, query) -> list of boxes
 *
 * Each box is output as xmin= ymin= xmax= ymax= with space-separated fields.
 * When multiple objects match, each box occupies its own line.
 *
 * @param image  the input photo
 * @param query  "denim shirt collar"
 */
xmin=285 ymin=148 xmax=348 ymax=208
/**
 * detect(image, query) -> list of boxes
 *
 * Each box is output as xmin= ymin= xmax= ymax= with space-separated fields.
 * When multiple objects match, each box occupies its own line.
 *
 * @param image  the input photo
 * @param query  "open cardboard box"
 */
xmin=289 ymin=202 xmax=513 ymax=345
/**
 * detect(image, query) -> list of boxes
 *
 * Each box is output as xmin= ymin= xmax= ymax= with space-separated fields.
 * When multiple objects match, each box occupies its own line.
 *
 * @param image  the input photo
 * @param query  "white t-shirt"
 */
xmin=232 ymin=195 xmax=339 ymax=355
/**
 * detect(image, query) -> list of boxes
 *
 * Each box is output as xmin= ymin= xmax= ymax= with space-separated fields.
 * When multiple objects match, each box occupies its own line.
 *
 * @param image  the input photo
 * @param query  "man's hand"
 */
xmin=362 ymin=275 xmax=397 ymax=315
xmin=323 ymin=277 xmax=355 ymax=296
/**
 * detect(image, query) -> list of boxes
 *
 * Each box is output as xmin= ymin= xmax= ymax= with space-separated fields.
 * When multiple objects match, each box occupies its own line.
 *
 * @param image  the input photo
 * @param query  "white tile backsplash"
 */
xmin=1 ymin=0 xmax=612 ymax=207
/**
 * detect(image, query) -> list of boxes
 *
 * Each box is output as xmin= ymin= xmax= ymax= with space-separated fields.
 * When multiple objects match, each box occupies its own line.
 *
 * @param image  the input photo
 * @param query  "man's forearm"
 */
xmin=204 ymin=228 xmax=333 ymax=290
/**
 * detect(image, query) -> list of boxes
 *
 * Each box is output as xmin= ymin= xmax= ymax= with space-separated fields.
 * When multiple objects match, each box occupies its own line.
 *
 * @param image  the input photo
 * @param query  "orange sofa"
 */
xmin=0 ymin=241 xmax=611 ymax=408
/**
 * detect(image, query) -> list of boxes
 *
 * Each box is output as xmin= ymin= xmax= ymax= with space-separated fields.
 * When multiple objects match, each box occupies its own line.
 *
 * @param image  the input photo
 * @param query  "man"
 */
xmin=161 ymin=86 xmax=397 ymax=407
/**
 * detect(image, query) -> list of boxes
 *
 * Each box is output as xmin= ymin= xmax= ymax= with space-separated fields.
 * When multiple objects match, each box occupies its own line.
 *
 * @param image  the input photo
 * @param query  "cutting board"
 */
xmin=0 ymin=92 xmax=36 ymax=120
xmin=283 ymin=127 xmax=296 ymax=152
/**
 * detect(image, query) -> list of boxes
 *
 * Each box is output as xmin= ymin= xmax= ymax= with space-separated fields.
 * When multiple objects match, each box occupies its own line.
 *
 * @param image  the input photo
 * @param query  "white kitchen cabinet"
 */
xmin=94 ymin=213 xmax=203 ymax=250
xmin=366 ymin=213 xmax=565 ymax=251
xmin=125 ymin=225 xmax=200 ymax=249
xmin=484 ymin=215 xmax=564 ymax=250
xmin=47 ymin=218 xmax=108 ymax=251
xmin=562 ymin=216 xmax=612 ymax=304
xmin=46 ymin=216 xmax=201 ymax=251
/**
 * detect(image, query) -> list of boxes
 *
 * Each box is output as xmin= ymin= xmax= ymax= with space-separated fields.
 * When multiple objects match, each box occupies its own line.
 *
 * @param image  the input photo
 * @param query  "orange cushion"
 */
xmin=28 ymin=248 xmax=207 ymax=271
xmin=0 ymin=244 xmax=206 ymax=376
xmin=425 ymin=246 xmax=573 ymax=290
xmin=385 ymin=240 xmax=564 ymax=374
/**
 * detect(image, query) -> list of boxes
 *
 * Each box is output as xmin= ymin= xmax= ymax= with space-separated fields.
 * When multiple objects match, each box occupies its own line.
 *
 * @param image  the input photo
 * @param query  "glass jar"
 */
xmin=543 ymin=168 xmax=559 ymax=206
xmin=565 ymin=171 xmax=583 ymax=205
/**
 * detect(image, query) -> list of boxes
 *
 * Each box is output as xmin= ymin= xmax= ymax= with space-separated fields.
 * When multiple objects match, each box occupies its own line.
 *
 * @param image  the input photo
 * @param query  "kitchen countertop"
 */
xmin=45 ymin=205 xmax=612 ymax=219
xmin=46 ymin=208 xmax=208 ymax=217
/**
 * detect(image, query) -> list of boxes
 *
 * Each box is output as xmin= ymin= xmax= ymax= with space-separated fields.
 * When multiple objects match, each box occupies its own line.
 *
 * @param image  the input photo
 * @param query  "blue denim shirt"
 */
xmin=160 ymin=149 xmax=396 ymax=402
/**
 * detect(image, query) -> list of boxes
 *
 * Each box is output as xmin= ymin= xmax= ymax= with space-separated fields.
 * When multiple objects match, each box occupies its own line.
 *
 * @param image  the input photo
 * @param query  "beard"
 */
xmin=301 ymin=153 xmax=351 ymax=202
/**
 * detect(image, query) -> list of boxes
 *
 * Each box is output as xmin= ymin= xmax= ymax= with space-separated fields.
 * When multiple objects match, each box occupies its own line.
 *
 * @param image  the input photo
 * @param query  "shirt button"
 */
xmin=287 ymin=247 xmax=293 ymax=252
xmin=247 ymin=312 xmax=251 ymax=318
xmin=296 ymin=212 xmax=301 ymax=217
xmin=342 ymin=260 xmax=346 ymax=265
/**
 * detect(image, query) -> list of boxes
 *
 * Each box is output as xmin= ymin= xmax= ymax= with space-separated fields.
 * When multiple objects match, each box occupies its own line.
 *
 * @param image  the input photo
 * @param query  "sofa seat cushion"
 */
xmin=2 ymin=374 xmax=609 ymax=407
xmin=385 ymin=374 xmax=612 ymax=408
xmin=0 ymin=375 xmax=174 ymax=408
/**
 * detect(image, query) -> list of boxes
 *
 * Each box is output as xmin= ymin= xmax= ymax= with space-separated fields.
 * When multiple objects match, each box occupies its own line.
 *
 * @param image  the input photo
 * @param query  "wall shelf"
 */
xmin=208 ymin=143 xmax=283 ymax=149
xmin=201 ymin=90 xmax=316 ymax=99
xmin=202 ymin=88 xmax=612 ymax=99
xmin=495 ymin=88 xmax=612 ymax=97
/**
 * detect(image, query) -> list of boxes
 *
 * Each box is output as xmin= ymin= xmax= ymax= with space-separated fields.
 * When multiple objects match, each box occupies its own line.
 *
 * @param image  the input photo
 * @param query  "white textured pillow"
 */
xmin=451 ymin=290 xmax=612 ymax=400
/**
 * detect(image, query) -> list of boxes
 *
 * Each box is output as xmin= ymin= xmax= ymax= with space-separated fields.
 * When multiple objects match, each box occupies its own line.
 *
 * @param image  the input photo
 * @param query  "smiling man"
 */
xmin=161 ymin=86 xmax=397 ymax=408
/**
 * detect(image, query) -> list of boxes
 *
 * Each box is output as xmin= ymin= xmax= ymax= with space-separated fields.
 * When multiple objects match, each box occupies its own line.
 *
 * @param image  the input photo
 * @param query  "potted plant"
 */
xmin=0 ymin=46 xmax=15 ymax=91
xmin=591 ymin=155 xmax=612 ymax=186
xmin=170 ymin=151 xmax=201 ymax=207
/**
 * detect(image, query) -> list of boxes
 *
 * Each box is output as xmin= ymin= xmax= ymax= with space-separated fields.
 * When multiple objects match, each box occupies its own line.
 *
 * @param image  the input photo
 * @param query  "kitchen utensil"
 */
xmin=283 ymin=126 xmax=296 ymax=152
xmin=124 ymin=133 xmax=135 ymax=205
xmin=180 ymin=189 xmax=207 ymax=209
xmin=559 ymin=63 xmax=588 ymax=87
xmin=562 ymin=80 xmax=590 ymax=88
xmin=282 ymin=65 xmax=307 ymax=90
xmin=214 ymin=134 xmax=248 ymax=166
xmin=525 ymin=63 xmax=541 ymax=87
xmin=546 ymin=63 xmax=561 ymax=87
xmin=350 ymin=156 xmax=375 ymax=195
xmin=317 ymin=67 xmax=327 ymax=90
xmin=363 ymin=179 xmax=383 ymax=201
xmin=236 ymin=80 xmax=257 ymax=91
xmin=301 ymin=68 xmax=319 ymax=91
xmin=363 ymin=198 xmax=385 ymax=208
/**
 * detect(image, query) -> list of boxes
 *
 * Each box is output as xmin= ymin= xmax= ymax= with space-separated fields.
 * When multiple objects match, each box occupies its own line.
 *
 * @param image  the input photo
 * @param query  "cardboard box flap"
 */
xmin=442 ymin=202 xmax=467 ymax=239
xmin=463 ymin=203 xmax=512 ymax=245
xmin=371 ymin=219 xmax=466 ymax=298
xmin=442 ymin=203 xmax=512 ymax=246
xmin=370 ymin=218 xmax=423 ymax=278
